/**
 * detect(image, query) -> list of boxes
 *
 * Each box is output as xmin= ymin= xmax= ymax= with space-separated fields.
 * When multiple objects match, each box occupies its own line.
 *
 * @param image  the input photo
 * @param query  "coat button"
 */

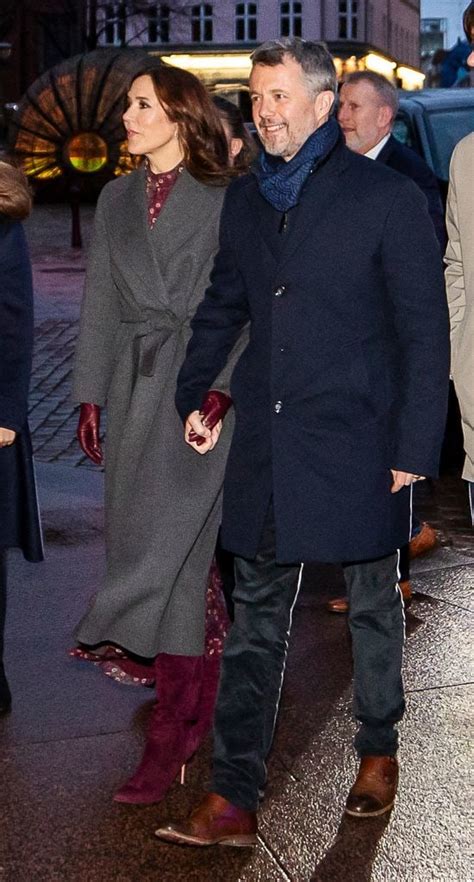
xmin=274 ymin=401 xmax=282 ymax=413
xmin=274 ymin=285 xmax=286 ymax=297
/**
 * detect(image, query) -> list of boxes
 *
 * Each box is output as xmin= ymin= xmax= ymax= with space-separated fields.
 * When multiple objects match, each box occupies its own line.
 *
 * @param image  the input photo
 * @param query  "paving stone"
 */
xmin=0 ymin=734 xmax=284 ymax=882
xmin=258 ymin=686 xmax=472 ymax=882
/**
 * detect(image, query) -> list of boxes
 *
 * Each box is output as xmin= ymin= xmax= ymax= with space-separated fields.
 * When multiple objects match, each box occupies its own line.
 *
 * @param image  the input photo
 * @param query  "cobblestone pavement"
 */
xmin=26 ymin=205 xmax=99 ymax=469
xmin=29 ymin=318 xmax=87 ymax=467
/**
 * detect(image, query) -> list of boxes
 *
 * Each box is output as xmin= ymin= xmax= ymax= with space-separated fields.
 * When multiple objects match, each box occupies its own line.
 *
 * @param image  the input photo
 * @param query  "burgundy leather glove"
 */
xmin=77 ymin=403 xmax=103 ymax=465
xmin=188 ymin=390 xmax=233 ymax=447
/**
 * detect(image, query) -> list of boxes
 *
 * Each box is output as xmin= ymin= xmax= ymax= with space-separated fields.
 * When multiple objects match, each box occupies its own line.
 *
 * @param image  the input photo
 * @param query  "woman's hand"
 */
xmin=0 ymin=427 xmax=16 ymax=447
xmin=77 ymin=403 xmax=103 ymax=465
xmin=185 ymin=411 xmax=222 ymax=454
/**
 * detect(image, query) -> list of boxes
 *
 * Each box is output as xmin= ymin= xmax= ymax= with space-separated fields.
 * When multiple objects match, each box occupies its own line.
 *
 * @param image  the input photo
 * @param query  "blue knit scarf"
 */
xmin=253 ymin=116 xmax=340 ymax=212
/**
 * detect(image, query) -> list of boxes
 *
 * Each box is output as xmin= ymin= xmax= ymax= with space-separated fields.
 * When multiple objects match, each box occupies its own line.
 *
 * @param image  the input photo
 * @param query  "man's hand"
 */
xmin=390 ymin=470 xmax=426 ymax=493
xmin=185 ymin=411 xmax=222 ymax=454
xmin=0 ymin=427 xmax=16 ymax=447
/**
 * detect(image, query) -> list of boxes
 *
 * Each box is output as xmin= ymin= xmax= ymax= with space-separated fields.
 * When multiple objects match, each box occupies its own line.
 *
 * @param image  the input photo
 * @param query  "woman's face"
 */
xmin=123 ymin=75 xmax=183 ymax=171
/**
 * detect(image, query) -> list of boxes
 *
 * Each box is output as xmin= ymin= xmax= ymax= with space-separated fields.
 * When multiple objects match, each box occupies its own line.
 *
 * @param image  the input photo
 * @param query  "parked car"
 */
xmin=394 ymin=88 xmax=474 ymax=198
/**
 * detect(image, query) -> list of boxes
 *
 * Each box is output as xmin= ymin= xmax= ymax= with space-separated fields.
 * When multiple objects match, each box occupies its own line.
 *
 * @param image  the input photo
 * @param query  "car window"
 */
xmin=393 ymin=114 xmax=414 ymax=148
xmin=426 ymin=108 xmax=474 ymax=180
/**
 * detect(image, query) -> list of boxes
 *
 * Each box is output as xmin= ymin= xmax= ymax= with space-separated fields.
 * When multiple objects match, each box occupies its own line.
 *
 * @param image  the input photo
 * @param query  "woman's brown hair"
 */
xmin=129 ymin=64 xmax=238 ymax=185
xmin=0 ymin=160 xmax=32 ymax=220
xmin=463 ymin=2 xmax=474 ymax=42
xmin=212 ymin=95 xmax=257 ymax=173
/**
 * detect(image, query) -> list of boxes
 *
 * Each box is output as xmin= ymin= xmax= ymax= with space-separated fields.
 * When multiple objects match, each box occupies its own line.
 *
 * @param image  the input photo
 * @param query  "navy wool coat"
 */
xmin=377 ymin=134 xmax=446 ymax=251
xmin=0 ymin=220 xmax=43 ymax=561
xmin=176 ymin=135 xmax=450 ymax=564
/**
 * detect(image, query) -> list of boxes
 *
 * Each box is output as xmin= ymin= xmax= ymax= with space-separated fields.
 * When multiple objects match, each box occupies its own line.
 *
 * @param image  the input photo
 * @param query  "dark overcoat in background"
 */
xmin=0 ymin=219 xmax=43 ymax=562
xmin=176 ymin=134 xmax=450 ymax=564
xmin=377 ymin=134 xmax=446 ymax=250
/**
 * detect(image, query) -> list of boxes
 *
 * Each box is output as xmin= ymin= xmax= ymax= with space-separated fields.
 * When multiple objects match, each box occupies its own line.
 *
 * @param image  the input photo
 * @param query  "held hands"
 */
xmin=185 ymin=412 xmax=222 ymax=454
xmin=77 ymin=403 xmax=103 ymax=465
xmin=185 ymin=391 xmax=232 ymax=455
xmin=0 ymin=428 xmax=16 ymax=448
xmin=390 ymin=470 xmax=426 ymax=493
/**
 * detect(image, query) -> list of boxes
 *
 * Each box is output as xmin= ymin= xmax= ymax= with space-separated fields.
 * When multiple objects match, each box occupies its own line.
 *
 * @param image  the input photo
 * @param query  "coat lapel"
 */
xmin=110 ymin=168 xmax=171 ymax=309
xmin=243 ymin=178 xmax=279 ymax=269
xmin=150 ymin=169 xmax=214 ymax=256
xmin=277 ymin=141 xmax=350 ymax=272
xmin=375 ymin=134 xmax=396 ymax=166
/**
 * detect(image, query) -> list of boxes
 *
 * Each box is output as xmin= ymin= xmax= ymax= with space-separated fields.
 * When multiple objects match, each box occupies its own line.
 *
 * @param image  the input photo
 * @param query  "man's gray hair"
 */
xmin=342 ymin=71 xmax=399 ymax=119
xmin=251 ymin=37 xmax=337 ymax=97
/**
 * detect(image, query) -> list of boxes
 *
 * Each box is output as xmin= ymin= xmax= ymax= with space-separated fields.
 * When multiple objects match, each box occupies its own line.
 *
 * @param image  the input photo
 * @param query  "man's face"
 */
xmin=249 ymin=57 xmax=333 ymax=161
xmin=337 ymin=80 xmax=392 ymax=155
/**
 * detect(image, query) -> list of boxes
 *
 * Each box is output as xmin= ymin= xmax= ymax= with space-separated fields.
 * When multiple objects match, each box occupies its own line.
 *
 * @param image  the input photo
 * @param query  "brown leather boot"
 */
xmin=345 ymin=756 xmax=398 ymax=817
xmin=155 ymin=792 xmax=258 ymax=847
xmin=399 ymin=579 xmax=412 ymax=606
xmin=327 ymin=580 xmax=412 ymax=614
xmin=326 ymin=595 xmax=349 ymax=613
xmin=409 ymin=522 xmax=438 ymax=558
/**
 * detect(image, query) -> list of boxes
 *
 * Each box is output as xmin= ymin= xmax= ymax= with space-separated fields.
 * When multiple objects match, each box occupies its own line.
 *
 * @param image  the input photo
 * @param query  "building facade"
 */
xmin=95 ymin=1 xmax=424 ymax=90
xmin=421 ymin=0 xmax=466 ymax=52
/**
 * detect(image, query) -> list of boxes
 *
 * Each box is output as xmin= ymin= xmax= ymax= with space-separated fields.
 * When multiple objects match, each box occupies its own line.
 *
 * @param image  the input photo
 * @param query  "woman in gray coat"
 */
xmin=72 ymin=65 xmax=244 ymax=804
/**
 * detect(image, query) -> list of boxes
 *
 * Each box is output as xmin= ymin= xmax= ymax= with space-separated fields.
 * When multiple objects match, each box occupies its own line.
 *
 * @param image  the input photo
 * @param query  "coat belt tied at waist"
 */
xmin=120 ymin=310 xmax=188 ymax=377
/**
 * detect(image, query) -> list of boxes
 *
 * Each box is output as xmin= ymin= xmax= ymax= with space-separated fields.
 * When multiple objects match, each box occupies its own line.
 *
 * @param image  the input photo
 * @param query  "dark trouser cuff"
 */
xmin=209 ymin=779 xmax=259 ymax=813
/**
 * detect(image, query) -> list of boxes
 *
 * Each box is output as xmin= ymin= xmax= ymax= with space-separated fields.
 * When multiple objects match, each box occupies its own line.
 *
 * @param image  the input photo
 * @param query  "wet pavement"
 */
xmin=0 ymin=205 xmax=472 ymax=881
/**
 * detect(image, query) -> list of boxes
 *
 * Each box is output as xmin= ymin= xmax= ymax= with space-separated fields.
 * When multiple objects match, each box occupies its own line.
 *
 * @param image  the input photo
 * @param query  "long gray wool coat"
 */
xmin=72 ymin=167 xmax=242 ymax=657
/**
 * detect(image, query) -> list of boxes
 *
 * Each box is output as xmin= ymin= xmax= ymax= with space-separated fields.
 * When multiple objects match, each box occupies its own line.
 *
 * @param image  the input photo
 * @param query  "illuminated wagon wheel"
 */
xmin=11 ymin=48 xmax=148 ymax=192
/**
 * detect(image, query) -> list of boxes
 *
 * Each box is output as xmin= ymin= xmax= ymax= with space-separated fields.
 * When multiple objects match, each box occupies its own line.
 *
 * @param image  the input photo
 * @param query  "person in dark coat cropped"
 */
xmin=0 ymin=160 xmax=44 ymax=716
xmin=327 ymin=69 xmax=445 ymax=615
xmin=156 ymin=38 xmax=450 ymax=846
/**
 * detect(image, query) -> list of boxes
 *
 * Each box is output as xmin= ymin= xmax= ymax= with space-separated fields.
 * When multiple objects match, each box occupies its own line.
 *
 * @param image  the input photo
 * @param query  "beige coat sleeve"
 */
xmin=444 ymin=150 xmax=466 ymax=344
xmin=444 ymin=133 xmax=474 ymax=481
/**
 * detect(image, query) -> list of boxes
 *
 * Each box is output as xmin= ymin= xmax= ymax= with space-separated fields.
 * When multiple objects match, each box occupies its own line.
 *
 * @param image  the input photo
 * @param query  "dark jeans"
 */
xmin=211 ymin=506 xmax=405 ymax=811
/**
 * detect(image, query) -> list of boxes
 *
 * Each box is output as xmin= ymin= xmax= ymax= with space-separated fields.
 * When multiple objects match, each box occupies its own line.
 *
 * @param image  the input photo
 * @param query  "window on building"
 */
xmin=192 ymin=4 xmax=213 ymax=42
xmin=148 ymin=4 xmax=170 ymax=43
xmin=366 ymin=1 xmax=373 ymax=42
xmin=235 ymin=3 xmax=257 ymax=41
xmin=338 ymin=0 xmax=357 ymax=40
xmin=420 ymin=18 xmax=447 ymax=56
xmin=104 ymin=3 xmax=126 ymax=45
xmin=280 ymin=2 xmax=302 ymax=38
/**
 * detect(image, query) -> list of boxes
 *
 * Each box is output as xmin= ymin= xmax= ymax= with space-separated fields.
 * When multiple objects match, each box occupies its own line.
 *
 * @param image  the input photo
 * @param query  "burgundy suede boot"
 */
xmin=113 ymin=653 xmax=205 ymax=804
xmin=185 ymin=653 xmax=221 ymax=758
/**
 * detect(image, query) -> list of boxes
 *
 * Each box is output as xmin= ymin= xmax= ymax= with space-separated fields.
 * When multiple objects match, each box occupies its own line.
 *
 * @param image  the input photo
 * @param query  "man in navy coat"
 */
xmin=337 ymin=70 xmax=446 ymax=250
xmin=327 ymin=70 xmax=445 ymax=614
xmin=157 ymin=38 xmax=450 ymax=846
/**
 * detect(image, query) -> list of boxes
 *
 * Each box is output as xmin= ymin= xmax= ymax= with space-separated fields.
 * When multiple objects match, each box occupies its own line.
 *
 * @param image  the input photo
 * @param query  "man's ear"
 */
xmin=315 ymin=90 xmax=336 ymax=124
